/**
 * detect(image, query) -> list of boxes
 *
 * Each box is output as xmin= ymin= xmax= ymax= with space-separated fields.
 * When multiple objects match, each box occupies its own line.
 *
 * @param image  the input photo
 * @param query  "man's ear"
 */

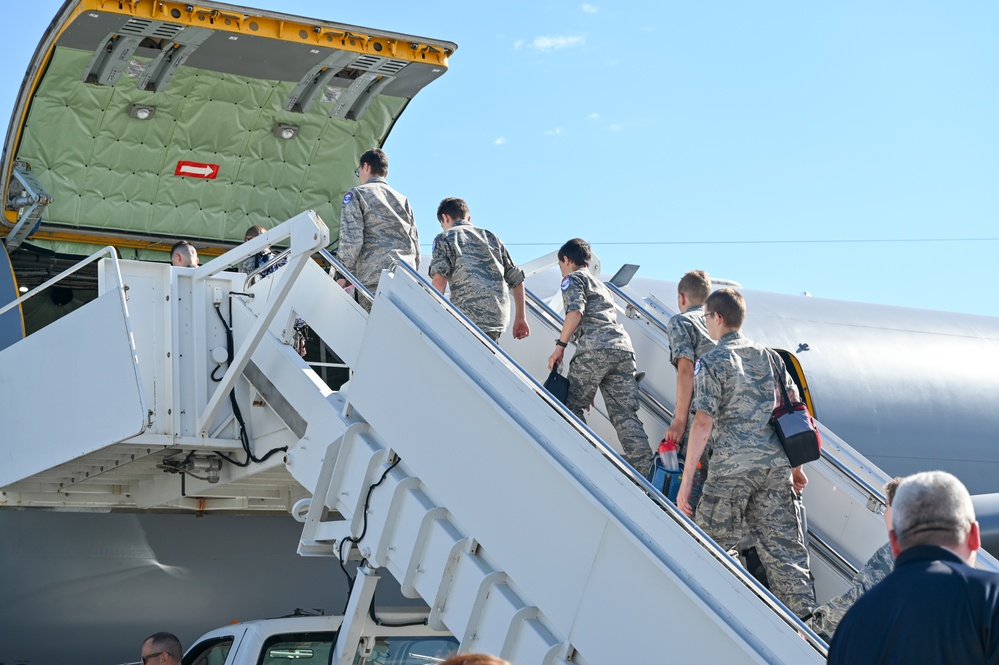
xmin=969 ymin=521 xmax=982 ymax=552
xmin=889 ymin=529 xmax=902 ymax=558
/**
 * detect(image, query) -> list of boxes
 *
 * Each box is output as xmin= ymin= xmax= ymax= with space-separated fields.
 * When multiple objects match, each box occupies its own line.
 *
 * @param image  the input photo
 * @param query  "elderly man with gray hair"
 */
xmin=827 ymin=471 xmax=999 ymax=664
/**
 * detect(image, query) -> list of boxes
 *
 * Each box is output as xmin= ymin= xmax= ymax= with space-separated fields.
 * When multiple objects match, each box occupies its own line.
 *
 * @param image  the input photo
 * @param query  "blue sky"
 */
xmin=5 ymin=1 xmax=997 ymax=316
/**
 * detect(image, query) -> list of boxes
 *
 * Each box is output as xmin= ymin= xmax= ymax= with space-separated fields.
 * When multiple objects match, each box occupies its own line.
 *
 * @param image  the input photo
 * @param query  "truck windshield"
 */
xmin=256 ymin=633 xmax=458 ymax=665
xmin=184 ymin=636 xmax=234 ymax=665
xmin=259 ymin=632 xmax=335 ymax=665
xmin=355 ymin=636 xmax=459 ymax=665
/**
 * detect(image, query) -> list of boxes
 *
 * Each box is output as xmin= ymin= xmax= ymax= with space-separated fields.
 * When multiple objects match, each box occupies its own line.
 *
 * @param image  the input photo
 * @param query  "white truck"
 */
xmin=184 ymin=612 xmax=457 ymax=665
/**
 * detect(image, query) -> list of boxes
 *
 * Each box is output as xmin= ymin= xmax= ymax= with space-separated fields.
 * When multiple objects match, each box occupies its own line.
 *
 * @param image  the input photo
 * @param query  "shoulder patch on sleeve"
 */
xmin=342 ymin=191 xmax=354 ymax=206
xmin=694 ymin=358 xmax=702 ymax=375
xmin=560 ymin=276 xmax=571 ymax=291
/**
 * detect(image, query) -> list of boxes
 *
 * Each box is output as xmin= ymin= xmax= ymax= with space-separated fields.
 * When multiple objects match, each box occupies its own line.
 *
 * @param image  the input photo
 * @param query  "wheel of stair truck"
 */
xmin=292 ymin=497 xmax=312 ymax=522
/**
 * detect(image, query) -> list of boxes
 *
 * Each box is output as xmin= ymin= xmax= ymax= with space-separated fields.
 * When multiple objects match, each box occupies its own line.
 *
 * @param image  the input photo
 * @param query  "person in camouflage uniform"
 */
xmin=546 ymin=238 xmax=650 ymax=470
xmin=238 ymin=225 xmax=307 ymax=356
xmin=239 ymin=225 xmax=283 ymax=279
xmin=663 ymin=269 xmax=716 ymax=513
xmin=676 ymin=287 xmax=815 ymax=617
xmin=337 ymin=148 xmax=419 ymax=312
xmin=808 ymin=477 xmax=901 ymax=639
xmin=429 ymin=197 xmax=530 ymax=342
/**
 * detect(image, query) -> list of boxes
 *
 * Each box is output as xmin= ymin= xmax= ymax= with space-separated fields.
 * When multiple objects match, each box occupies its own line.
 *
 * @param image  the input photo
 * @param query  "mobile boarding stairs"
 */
xmin=3 ymin=211 xmax=995 ymax=664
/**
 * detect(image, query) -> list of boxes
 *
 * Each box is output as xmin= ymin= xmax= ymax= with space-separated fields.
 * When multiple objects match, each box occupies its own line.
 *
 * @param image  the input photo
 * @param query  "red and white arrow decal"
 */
xmin=174 ymin=161 xmax=220 ymax=179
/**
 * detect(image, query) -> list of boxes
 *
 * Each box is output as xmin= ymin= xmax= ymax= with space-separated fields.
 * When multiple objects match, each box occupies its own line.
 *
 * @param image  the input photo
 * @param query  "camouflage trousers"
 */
xmin=567 ymin=349 xmax=650 ymax=469
xmin=808 ymin=541 xmax=894 ymax=638
xmin=485 ymin=330 xmax=502 ymax=342
xmin=695 ymin=465 xmax=816 ymax=617
xmin=685 ymin=459 xmax=709 ymax=515
xmin=359 ymin=282 xmax=377 ymax=314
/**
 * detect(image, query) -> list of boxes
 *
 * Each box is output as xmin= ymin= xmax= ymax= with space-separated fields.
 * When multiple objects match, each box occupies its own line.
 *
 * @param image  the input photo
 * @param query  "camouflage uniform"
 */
xmin=338 ymin=176 xmax=419 ymax=311
xmin=429 ymin=219 xmax=525 ymax=340
xmin=560 ymin=270 xmax=649 ymax=468
xmin=692 ymin=330 xmax=816 ymax=617
xmin=809 ymin=541 xmax=894 ymax=639
xmin=240 ymin=250 xmax=283 ymax=279
xmin=665 ymin=304 xmax=716 ymax=510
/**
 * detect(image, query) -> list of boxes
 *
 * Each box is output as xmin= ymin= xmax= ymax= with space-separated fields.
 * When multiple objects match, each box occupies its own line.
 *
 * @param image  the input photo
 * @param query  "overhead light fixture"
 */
xmin=127 ymin=103 xmax=156 ymax=120
xmin=273 ymin=123 xmax=299 ymax=140
xmin=18 ymin=286 xmax=29 ymax=293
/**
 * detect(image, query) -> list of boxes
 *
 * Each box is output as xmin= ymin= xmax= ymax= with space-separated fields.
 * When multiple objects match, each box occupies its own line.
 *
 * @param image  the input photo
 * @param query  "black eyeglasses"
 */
xmin=354 ymin=167 xmax=360 ymax=177
xmin=704 ymin=311 xmax=715 ymax=317
xmin=141 ymin=652 xmax=164 ymax=664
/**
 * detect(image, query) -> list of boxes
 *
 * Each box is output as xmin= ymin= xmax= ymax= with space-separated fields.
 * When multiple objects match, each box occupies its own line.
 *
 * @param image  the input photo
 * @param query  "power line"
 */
xmin=418 ymin=237 xmax=999 ymax=248
xmin=499 ymin=237 xmax=999 ymax=247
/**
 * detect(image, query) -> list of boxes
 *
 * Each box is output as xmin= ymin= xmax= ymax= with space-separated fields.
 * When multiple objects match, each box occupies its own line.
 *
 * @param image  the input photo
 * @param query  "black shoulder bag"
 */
xmin=543 ymin=362 xmax=570 ymax=404
xmin=768 ymin=350 xmax=821 ymax=466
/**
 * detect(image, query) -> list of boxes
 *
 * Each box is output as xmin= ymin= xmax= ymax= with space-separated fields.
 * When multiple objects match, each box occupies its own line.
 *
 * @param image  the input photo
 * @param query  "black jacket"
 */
xmin=828 ymin=544 xmax=999 ymax=664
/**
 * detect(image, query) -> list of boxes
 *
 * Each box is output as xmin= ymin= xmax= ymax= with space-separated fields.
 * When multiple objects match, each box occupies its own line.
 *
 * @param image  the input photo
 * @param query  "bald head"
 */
xmin=140 ymin=632 xmax=183 ymax=665
xmin=171 ymin=241 xmax=198 ymax=267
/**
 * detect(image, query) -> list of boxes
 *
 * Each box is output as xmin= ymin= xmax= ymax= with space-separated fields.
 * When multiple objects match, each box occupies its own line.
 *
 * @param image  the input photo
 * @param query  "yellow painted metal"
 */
xmin=79 ymin=0 xmax=452 ymax=66
xmin=3 ymin=0 xmax=453 ymax=226
xmin=27 ymin=229 xmax=229 ymax=259
xmin=782 ymin=351 xmax=816 ymax=417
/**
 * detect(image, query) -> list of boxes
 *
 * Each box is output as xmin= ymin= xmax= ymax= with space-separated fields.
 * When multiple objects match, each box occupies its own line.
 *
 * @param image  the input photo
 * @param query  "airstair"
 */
xmin=511 ymin=272 xmax=910 ymax=592
xmin=3 ymin=211 xmax=995 ymax=663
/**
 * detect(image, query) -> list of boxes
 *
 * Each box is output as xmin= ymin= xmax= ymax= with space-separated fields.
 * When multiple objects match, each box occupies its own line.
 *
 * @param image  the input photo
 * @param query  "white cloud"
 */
xmin=513 ymin=39 xmax=524 ymax=49
xmin=609 ymin=124 xmax=624 ymax=132
xmin=494 ymin=137 xmax=506 ymax=145
xmin=587 ymin=113 xmax=600 ymax=120
xmin=532 ymin=35 xmax=585 ymax=51
xmin=545 ymin=128 xmax=564 ymax=136
xmin=582 ymin=4 xmax=598 ymax=13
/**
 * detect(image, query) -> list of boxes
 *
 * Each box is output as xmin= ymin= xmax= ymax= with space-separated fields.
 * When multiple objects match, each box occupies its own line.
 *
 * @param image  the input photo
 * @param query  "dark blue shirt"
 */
xmin=827 ymin=544 xmax=999 ymax=664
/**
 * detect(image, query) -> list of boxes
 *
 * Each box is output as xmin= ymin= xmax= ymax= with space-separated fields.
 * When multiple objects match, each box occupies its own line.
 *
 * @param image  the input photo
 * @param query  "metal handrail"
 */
xmin=318 ymin=248 xmax=375 ymax=306
xmin=0 ymin=245 xmax=124 ymax=318
xmin=0 ymin=244 xmax=148 ymax=440
xmin=815 ymin=425 xmax=889 ymax=505
xmin=528 ymin=277 xmax=888 ymax=631
xmin=197 ymin=211 xmax=328 ymax=436
xmin=243 ymin=247 xmax=292 ymax=290
xmin=389 ymin=259 xmax=499 ymax=348
xmin=604 ymin=280 xmax=673 ymax=339
xmin=523 ymin=286 xmax=676 ymax=421
xmin=388 ymin=260 xmax=827 ymax=656
xmin=809 ymin=526 xmax=862 ymax=580
xmin=603 ymin=281 xmax=898 ymax=542
xmin=524 ymin=285 xmax=564 ymax=323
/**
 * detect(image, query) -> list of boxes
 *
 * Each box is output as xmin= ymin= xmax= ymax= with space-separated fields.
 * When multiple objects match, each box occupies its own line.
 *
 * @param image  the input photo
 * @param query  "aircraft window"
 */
xmin=352 ymin=636 xmax=459 ymax=665
xmin=184 ymin=636 xmax=234 ymax=665
xmin=258 ymin=632 xmax=336 ymax=665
